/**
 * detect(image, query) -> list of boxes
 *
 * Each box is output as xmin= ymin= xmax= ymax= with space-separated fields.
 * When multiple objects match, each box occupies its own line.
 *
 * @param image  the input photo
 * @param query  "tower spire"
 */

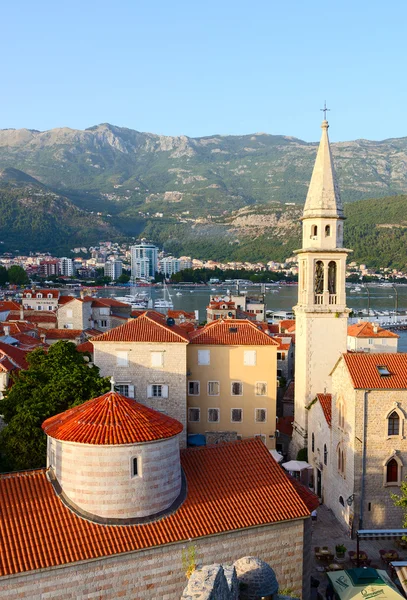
xmin=303 ymin=114 xmax=343 ymax=220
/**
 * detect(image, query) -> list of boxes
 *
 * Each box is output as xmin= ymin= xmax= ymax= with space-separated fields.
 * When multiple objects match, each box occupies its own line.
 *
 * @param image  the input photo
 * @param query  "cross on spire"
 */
xmin=110 ymin=376 xmax=116 ymax=392
xmin=321 ymin=101 xmax=330 ymax=120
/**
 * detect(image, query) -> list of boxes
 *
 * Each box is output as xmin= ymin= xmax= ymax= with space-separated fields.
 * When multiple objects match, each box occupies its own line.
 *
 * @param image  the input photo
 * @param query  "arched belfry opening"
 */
xmin=311 ymin=225 xmax=318 ymax=238
xmin=314 ymin=261 xmax=324 ymax=296
xmin=328 ymin=261 xmax=337 ymax=295
xmin=325 ymin=224 xmax=331 ymax=237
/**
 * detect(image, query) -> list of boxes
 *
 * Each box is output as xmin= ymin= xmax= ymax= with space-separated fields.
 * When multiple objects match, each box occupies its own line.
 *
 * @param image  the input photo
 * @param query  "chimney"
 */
xmin=373 ymin=322 xmax=379 ymax=334
xmin=80 ymin=290 xmax=85 ymax=299
xmin=20 ymin=307 xmax=24 ymax=320
xmin=40 ymin=333 xmax=46 ymax=343
xmin=194 ymin=310 xmax=199 ymax=321
xmin=3 ymin=325 xmax=10 ymax=337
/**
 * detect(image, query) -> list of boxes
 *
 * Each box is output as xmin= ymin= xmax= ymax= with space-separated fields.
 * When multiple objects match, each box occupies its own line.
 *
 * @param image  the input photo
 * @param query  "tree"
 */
xmin=392 ymin=483 xmax=407 ymax=531
xmin=0 ymin=265 xmax=7 ymax=286
xmin=7 ymin=265 xmax=29 ymax=285
xmin=0 ymin=341 xmax=110 ymax=471
xmin=117 ymin=273 xmax=130 ymax=284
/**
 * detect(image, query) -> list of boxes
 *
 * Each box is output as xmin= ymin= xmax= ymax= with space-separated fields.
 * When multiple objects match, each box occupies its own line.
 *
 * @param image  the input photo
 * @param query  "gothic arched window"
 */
xmin=325 ymin=225 xmax=331 ymax=237
xmin=315 ymin=261 xmax=324 ymax=295
xmin=324 ymin=444 xmax=328 ymax=466
xmin=328 ymin=261 xmax=337 ymax=295
xmin=311 ymin=225 xmax=318 ymax=237
xmin=387 ymin=459 xmax=398 ymax=483
xmin=388 ymin=411 xmax=400 ymax=436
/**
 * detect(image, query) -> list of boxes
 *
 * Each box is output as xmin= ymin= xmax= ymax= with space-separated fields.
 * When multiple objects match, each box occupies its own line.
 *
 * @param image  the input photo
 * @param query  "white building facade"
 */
xmin=131 ymin=243 xmax=158 ymax=280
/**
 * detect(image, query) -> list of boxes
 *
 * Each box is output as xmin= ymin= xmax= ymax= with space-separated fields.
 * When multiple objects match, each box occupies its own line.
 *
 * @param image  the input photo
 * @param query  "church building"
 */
xmin=291 ymin=116 xmax=351 ymax=456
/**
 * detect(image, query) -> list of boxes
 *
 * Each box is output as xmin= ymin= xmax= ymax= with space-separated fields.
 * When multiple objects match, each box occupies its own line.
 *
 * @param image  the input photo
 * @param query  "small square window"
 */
xmin=255 ymin=409 xmax=267 ymax=423
xmin=231 ymin=408 xmax=243 ymax=423
xmin=198 ymin=349 xmax=210 ymax=365
xmin=188 ymin=408 xmax=200 ymax=422
xmin=208 ymin=381 xmax=220 ymax=396
xmin=151 ymin=384 xmax=163 ymax=397
xmin=188 ymin=381 xmax=200 ymax=396
xmin=231 ymin=381 xmax=243 ymax=396
xmin=255 ymin=382 xmax=267 ymax=396
xmin=377 ymin=365 xmax=391 ymax=376
xmin=208 ymin=408 xmax=220 ymax=423
xmin=116 ymin=384 xmax=129 ymax=396
xmin=151 ymin=352 xmax=164 ymax=367
xmin=244 ymin=350 xmax=256 ymax=366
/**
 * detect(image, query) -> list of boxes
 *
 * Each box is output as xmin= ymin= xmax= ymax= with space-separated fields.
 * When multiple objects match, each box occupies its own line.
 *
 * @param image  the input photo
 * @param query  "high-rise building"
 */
xmin=158 ymin=257 xmax=182 ymax=277
xmin=130 ymin=243 xmax=158 ymax=280
xmin=59 ymin=257 xmax=74 ymax=277
xmin=291 ymin=116 xmax=351 ymax=456
xmin=104 ymin=259 xmax=123 ymax=281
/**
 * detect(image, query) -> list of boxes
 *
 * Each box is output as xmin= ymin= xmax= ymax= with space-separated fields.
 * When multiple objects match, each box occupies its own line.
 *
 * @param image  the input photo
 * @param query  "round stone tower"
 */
xmin=42 ymin=391 xmax=184 ymax=523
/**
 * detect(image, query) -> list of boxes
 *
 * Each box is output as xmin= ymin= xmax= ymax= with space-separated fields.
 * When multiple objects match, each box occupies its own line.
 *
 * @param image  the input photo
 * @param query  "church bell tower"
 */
xmin=291 ymin=114 xmax=351 ymax=456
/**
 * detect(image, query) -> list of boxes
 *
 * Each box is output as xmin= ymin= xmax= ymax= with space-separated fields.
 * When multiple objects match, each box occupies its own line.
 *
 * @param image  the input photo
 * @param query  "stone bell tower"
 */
xmin=291 ymin=115 xmax=351 ymax=456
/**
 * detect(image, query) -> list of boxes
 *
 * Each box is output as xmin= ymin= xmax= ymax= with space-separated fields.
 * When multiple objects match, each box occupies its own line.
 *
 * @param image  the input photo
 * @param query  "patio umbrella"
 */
xmin=281 ymin=460 xmax=312 ymax=472
xmin=327 ymin=567 xmax=404 ymax=600
xmin=270 ymin=449 xmax=284 ymax=463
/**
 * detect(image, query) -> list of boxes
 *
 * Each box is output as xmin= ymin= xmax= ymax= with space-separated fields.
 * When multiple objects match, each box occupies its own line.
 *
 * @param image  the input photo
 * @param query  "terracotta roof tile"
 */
xmin=58 ymin=295 xmax=76 ymax=305
xmin=45 ymin=330 xmax=83 ymax=340
xmin=316 ymin=393 xmax=332 ymax=427
xmin=0 ymin=341 xmax=28 ymax=370
xmin=167 ymin=309 xmax=196 ymax=319
xmin=92 ymin=311 xmax=189 ymax=343
xmin=22 ymin=289 xmax=60 ymax=299
xmin=42 ymin=391 xmax=183 ymax=444
xmin=342 ymin=353 xmax=407 ymax=389
xmin=0 ymin=438 xmax=312 ymax=577
xmin=189 ymin=319 xmax=278 ymax=346
xmin=347 ymin=321 xmax=399 ymax=339
xmin=279 ymin=320 xmax=295 ymax=332
xmin=91 ymin=298 xmax=130 ymax=308
xmin=287 ymin=475 xmax=319 ymax=512
xmin=7 ymin=312 xmax=57 ymax=324
xmin=0 ymin=301 xmax=21 ymax=311
xmin=76 ymin=341 xmax=94 ymax=354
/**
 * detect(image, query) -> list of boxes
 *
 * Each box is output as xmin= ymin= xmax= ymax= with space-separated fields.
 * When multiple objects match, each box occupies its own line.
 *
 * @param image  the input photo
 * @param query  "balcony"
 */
xmin=314 ymin=294 xmax=324 ymax=305
xmin=329 ymin=294 xmax=337 ymax=305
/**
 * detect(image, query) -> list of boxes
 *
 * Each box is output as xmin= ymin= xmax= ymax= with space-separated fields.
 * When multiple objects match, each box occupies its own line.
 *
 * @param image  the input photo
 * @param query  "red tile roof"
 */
xmin=279 ymin=320 xmax=295 ymax=332
xmin=76 ymin=341 xmax=94 ymax=354
xmin=0 ymin=301 xmax=21 ymax=311
xmin=91 ymin=298 xmax=130 ymax=308
xmin=189 ymin=319 xmax=278 ymax=346
xmin=347 ymin=321 xmax=399 ymax=339
xmin=0 ymin=438 xmax=312 ymax=577
xmin=316 ymin=393 xmax=332 ymax=427
xmin=45 ymin=329 xmax=84 ymax=340
xmin=208 ymin=301 xmax=235 ymax=310
xmin=167 ymin=309 xmax=196 ymax=319
xmin=58 ymin=295 xmax=76 ymax=305
xmin=42 ymin=391 xmax=183 ymax=445
xmin=7 ymin=312 xmax=57 ymax=324
xmin=0 ymin=341 xmax=28 ymax=370
xmin=22 ymin=289 xmax=60 ymax=299
xmin=342 ymin=353 xmax=407 ymax=389
xmin=287 ymin=476 xmax=319 ymax=512
xmin=92 ymin=311 xmax=189 ymax=343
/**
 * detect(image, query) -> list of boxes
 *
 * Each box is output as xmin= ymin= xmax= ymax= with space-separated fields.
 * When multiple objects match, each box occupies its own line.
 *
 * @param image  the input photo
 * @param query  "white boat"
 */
xmin=176 ymin=292 xmax=182 ymax=296
xmin=154 ymin=282 xmax=174 ymax=311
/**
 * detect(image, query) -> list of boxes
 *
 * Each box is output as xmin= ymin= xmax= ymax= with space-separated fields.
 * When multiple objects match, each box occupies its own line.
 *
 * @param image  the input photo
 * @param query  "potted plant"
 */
xmin=336 ymin=544 xmax=346 ymax=559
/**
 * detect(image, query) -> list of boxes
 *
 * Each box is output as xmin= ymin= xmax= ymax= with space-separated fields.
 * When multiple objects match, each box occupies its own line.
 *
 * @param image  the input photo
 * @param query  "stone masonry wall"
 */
xmin=93 ymin=341 xmax=188 ymax=447
xmin=57 ymin=299 xmax=91 ymax=330
xmin=0 ymin=518 xmax=310 ymax=600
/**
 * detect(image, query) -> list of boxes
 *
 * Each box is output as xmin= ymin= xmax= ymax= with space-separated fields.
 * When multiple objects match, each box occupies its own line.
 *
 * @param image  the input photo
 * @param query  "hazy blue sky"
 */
xmin=1 ymin=0 xmax=406 ymax=142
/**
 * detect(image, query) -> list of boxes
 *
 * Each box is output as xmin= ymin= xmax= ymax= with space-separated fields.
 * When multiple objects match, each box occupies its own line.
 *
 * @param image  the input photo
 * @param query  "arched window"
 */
xmin=388 ymin=411 xmax=400 ymax=436
xmin=311 ymin=225 xmax=318 ymax=238
xmin=324 ymin=444 xmax=328 ymax=466
xmin=338 ymin=399 xmax=345 ymax=429
xmin=387 ymin=459 xmax=398 ymax=483
xmin=325 ymin=225 xmax=331 ymax=237
xmin=47 ymin=293 xmax=53 ymax=298
xmin=314 ymin=261 xmax=324 ymax=295
xmin=337 ymin=445 xmax=345 ymax=475
xmin=37 ymin=293 xmax=43 ymax=298
xmin=328 ymin=261 xmax=337 ymax=295
xmin=311 ymin=433 xmax=315 ymax=453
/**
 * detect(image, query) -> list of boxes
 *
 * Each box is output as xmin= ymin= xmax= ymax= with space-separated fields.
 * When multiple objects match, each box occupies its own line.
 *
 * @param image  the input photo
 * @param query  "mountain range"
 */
xmin=0 ymin=123 xmax=407 ymax=265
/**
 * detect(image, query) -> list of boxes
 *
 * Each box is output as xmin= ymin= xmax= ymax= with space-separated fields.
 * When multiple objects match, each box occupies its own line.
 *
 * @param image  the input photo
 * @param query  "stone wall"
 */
xmin=182 ymin=565 xmax=238 ymax=600
xmin=48 ymin=434 xmax=182 ymax=519
xmin=57 ymin=299 xmax=91 ymax=330
xmin=93 ymin=340 xmax=188 ymax=446
xmin=307 ymin=399 xmax=331 ymax=502
xmin=0 ymin=518 xmax=310 ymax=600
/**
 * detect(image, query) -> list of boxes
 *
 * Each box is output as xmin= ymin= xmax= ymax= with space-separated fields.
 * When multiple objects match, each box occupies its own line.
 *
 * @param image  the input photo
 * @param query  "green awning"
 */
xmin=327 ymin=568 xmax=404 ymax=600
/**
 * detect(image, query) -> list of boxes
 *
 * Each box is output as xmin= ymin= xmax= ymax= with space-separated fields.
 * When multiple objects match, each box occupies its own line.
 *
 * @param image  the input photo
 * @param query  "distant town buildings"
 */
xmin=104 ymin=258 xmax=123 ymax=280
xmin=130 ymin=243 xmax=158 ymax=280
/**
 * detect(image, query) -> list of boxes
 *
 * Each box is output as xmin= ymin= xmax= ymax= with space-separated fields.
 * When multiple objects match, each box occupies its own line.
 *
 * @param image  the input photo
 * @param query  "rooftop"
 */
xmin=92 ymin=311 xmax=189 ymax=343
xmin=42 ymin=391 xmax=183 ymax=445
xmin=0 ymin=438 xmax=313 ymax=578
xmin=347 ymin=321 xmax=399 ymax=339
xmin=342 ymin=353 xmax=407 ymax=389
xmin=188 ymin=319 xmax=278 ymax=346
xmin=316 ymin=393 xmax=332 ymax=427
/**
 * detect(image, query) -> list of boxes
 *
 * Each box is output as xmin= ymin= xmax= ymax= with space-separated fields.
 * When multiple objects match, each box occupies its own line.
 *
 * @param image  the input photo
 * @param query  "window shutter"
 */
xmin=147 ymin=384 xmax=152 ymax=397
xmin=128 ymin=385 xmax=135 ymax=398
xmin=162 ymin=385 xmax=169 ymax=398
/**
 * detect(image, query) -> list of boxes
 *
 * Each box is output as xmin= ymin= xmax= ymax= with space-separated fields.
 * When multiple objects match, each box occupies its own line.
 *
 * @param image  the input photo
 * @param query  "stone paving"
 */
xmin=310 ymin=505 xmax=407 ymax=597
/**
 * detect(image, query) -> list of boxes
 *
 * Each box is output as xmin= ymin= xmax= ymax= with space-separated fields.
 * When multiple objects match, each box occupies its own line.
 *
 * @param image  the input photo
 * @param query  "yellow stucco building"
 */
xmin=186 ymin=319 xmax=278 ymax=449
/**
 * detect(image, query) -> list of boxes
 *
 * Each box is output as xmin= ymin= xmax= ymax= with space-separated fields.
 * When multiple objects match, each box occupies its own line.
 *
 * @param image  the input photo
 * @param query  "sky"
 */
xmin=0 ymin=0 xmax=406 ymax=142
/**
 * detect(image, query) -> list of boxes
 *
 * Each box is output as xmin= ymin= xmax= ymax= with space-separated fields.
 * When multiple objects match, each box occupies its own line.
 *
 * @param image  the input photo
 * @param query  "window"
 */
xmin=255 ymin=382 xmax=267 ymax=396
xmin=337 ymin=445 xmax=345 ymax=475
xmin=231 ymin=408 xmax=243 ymax=423
xmin=255 ymin=408 xmax=267 ymax=423
xmin=116 ymin=351 xmax=128 ymax=367
xmin=338 ymin=399 xmax=345 ymax=429
xmin=148 ymin=384 xmax=168 ymax=398
xmin=101 ymin=320 xmax=107 ymax=328
xmin=151 ymin=351 xmax=164 ymax=367
xmin=311 ymin=432 xmax=315 ymax=452
xmin=328 ymin=261 xmax=337 ymax=295
xmin=325 ymin=225 xmax=331 ymax=237
xmin=244 ymin=350 xmax=256 ymax=366
xmin=37 ymin=305 xmax=43 ymax=311
xmin=100 ymin=307 xmax=110 ymax=315
xmin=208 ymin=408 xmax=220 ymax=423
xmin=36 ymin=293 xmax=43 ymax=298
xmin=198 ymin=349 xmax=210 ymax=365
xmin=276 ymin=352 xmax=286 ymax=361
xmin=387 ymin=459 xmax=398 ymax=483
xmin=377 ymin=365 xmax=391 ymax=376
xmin=132 ymin=457 xmax=140 ymax=477
xmin=311 ymin=225 xmax=318 ymax=238
xmin=26 ymin=293 xmax=31 ymax=299
xmin=188 ymin=408 xmax=200 ymax=423
xmin=339 ymin=496 xmax=345 ymax=506
xmin=67 ymin=309 xmax=73 ymax=318
xmin=388 ymin=411 xmax=400 ymax=436
xmin=48 ymin=305 xmax=53 ymax=311
xmin=208 ymin=381 xmax=220 ymax=396
xmin=231 ymin=381 xmax=243 ymax=396
xmin=368 ymin=338 xmax=373 ymax=345
xmin=324 ymin=444 xmax=328 ymax=466
xmin=116 ymin=384 xmax=135 ymax=398
xmin=188 ymin=381 xmax=200 ymax=396
xmin=47 ymin=293 xmax=53 ymax=298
